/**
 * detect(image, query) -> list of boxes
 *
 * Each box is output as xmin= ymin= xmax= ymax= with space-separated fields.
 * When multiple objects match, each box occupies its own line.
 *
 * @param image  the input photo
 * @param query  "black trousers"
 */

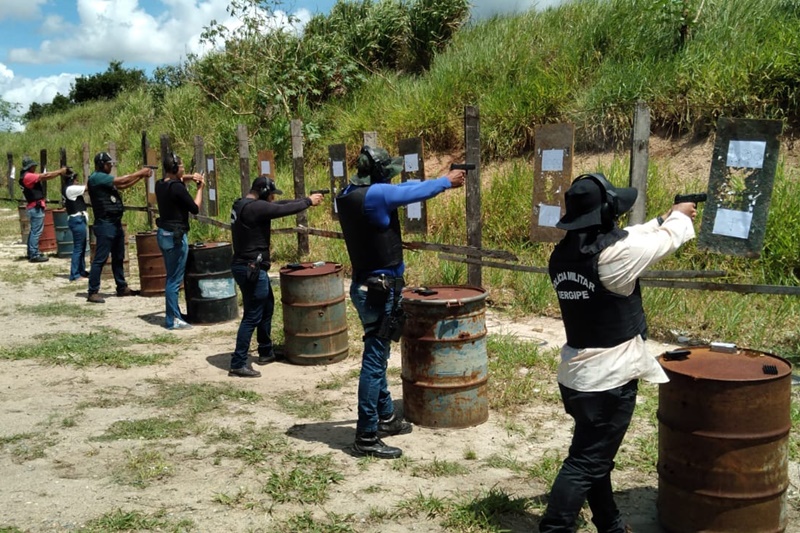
xmin=539 ymin=380 xmax=638 ymax=533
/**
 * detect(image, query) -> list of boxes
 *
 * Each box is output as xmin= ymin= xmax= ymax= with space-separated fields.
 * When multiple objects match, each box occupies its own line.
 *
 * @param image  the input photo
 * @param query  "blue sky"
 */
xmin=0 ymin=0 xmax=559 ymax=121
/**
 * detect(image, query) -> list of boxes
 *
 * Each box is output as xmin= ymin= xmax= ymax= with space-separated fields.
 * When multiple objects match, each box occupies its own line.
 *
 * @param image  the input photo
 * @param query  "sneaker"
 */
xmin=378 ymin=414 xmax=413 ymax=437
xmin=353 ymin=433 xmax=402 ymax=459
xmin=29 ymin=255 xmax=49 ymax=263
xmin=87 ymin=293 xmax=105 ymax=304
xmin=228 ymin=366 xmax=262 ymax=378
xmin=168 ymin=319 xmax=192 ymax=330
xmin=116 ymin=286 xmax=138 ymax=297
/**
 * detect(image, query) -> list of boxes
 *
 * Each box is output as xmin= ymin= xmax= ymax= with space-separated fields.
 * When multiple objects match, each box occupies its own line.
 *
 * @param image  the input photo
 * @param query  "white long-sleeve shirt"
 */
xmin=557 ymin=211 xmax=696 ymax=392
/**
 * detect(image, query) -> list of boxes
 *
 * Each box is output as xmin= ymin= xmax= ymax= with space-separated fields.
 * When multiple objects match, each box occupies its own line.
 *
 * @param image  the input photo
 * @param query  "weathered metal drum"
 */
xmin=657 ymin=346 xmax=792 ymax=533
xmin=53 ymin=209 xmax=72 ymax=258
xmin=400 ymin=286 xmax=489 ymax=428
xmin=135 ymin=231 xmax=167 ymax=297
xmin=279 ymin=262 xmax=348 ymax=365
xmin=19 ymin=206 xmax=56 ymax=252
xmin=89 ymin=223 xmax=130 ymax=280
xmin=185 ymin=242 xmax=238 ymax=324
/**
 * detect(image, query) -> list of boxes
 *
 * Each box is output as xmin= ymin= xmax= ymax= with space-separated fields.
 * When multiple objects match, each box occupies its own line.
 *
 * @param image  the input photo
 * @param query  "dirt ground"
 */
xmin=1 ymin=136 xmax=799 ymax=532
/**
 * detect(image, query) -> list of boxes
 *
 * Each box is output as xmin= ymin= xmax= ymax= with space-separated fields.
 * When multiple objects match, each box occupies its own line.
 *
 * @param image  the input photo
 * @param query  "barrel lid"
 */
xmin=658 ymin=346 xmax=792 ymax=382
xmin=401 ymin=285 xmax=487 ymax=304
xmin=279 ymin=262 xmax=342 ymax=277
xmin=189 ymin=242 xmax=230 ymax=250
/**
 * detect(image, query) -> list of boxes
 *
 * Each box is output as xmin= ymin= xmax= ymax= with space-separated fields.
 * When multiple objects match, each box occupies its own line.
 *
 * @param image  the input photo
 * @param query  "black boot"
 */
xmin=378 ymin=413 xmax=412 ymax=437
xmin=353 ymin=432 xmax=402 ymax=459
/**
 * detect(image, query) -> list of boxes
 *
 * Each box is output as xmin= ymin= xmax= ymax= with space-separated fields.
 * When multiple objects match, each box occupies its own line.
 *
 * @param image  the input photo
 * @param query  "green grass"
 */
xmin=411 ymin=457 xmax=470 ymax=478
xmin=262 ymin=451 xmax=345 ymax=504
xmin=76 ymin=508 xmax=192 ymax=532
xmin=1 ymin=432 xmax=56 ymax=463
xmin=216 ymin=423 xmax=292 ymax=465
xmin=275 ymin=390 xmax=336 ymax=420
xmin=272 ymin=511 xmax=356 ymax=533
xmin=112 ymin=449 xmax=174 ymax=488
xmin=15 ymin=302 xmax=103 ymax=318
xmin=441 ymin=488 xmax=531 ymax=532
xmin=146 ymin=379 xmax=261 ymax=417
xmin=0 ymin=330 xmax=176 ymax=368
xmin=93 ymin=417 xmax=193 ymax=441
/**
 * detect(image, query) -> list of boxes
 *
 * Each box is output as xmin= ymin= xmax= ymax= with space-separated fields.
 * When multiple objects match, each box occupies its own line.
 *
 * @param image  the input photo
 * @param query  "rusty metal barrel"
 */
xmin=279 ymin=262 xmax=348 ymax=365
xmin=135 ymin=231 xmax=167 ymax=297
xmin=19 ymin=206 xmax=56 ymax=252
xmin=89 ymin=223 xmax=130 ymax=280
xmin=185 ymin=242 xmax=238 ymax=324
xmin=657 ymin=346 xmax=792 ymax=533
xmin=400 ymin=286 xmax=489 ymax=428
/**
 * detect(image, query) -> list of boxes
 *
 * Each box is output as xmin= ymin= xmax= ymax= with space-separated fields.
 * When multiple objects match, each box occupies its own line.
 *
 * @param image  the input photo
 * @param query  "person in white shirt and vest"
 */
xmin=541 ymin=173 xmax=697 ymax=533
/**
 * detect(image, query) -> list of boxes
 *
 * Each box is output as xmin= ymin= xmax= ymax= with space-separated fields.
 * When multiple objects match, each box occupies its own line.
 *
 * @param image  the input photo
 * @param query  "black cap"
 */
xmin=252 ymin=176 xmax=283 ymax=196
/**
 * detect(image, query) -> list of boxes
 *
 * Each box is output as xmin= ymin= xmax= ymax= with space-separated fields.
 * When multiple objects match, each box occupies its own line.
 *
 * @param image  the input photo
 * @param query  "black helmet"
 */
xmin=355 ymin=146 xmax=403 ymax=185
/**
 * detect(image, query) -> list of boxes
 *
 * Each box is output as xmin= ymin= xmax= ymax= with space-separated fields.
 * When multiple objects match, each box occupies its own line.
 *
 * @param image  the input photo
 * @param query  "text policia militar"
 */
xmin=551 ymin=270 xmax=596 ymax=300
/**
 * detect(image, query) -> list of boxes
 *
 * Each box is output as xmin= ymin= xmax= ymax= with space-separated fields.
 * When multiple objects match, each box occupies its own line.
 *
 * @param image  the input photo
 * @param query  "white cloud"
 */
xmin=471 ymin=0 xmax=565 ymax=18
xmin=0 ymin=0 xmax=47 ymax=21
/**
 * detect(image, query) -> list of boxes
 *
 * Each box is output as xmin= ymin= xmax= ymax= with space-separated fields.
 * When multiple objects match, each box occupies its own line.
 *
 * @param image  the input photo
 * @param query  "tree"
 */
xmin=0 ymin=98 xmax=21 ymax=131
xmin=69 ymin=60 xmax=147 ymax=103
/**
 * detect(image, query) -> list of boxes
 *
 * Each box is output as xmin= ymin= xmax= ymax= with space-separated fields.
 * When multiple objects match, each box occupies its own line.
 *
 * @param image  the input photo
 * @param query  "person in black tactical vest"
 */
xmin=155 ymin=152 xmax=205 ymax=330
xmin=19 ymin=156 xmax=69 ymax=262
xmin=540 ymin=174 xmax=698 ymax=533
xmin=337 ymin=145 xmax=465 ymax=459
xmin=86 ymin=152 xmax=152 ymax=303
xmin=62 ymin=170 xmax=90 ymax=281
xmin=228 ymin=176 xmax=324 ymax=378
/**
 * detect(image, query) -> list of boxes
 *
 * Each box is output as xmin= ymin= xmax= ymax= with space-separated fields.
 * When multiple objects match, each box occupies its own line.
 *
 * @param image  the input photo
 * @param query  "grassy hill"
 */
xmin=2 ymin=0 xmax=800 ymax=357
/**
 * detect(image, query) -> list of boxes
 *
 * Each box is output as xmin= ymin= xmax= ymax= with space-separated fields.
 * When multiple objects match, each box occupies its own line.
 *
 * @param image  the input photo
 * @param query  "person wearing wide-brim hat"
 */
xmin=540 ymin=174 xmax=698 ymax=532
xmin=19 ymin=156 xmax=70 ymax=262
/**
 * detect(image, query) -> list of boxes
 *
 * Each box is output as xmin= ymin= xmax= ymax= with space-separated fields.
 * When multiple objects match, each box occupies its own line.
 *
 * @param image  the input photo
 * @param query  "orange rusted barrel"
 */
xmin=279 ymin=262 xmax=348 ymax=365
xmin=135 ymin=231 xmax=167 ymax=297
xmin=18 ymin=205 xmax=55 ymax=252
xmin=657 ymin=346 xmax=792 ymax=533
xmin=400 ymin=286 xmax=489 ymax=429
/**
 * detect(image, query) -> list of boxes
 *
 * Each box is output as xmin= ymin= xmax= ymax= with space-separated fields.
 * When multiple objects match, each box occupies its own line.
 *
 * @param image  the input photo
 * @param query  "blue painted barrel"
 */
xmin=53 ymin=208 xmax=73 ymax=258
xmin=185 ymin=242 xmax=238 ymax=324
xmin=279 ymin=262 xmax=348 ymax=365
xmin=400 ymin=286 xmax=489 ymax=428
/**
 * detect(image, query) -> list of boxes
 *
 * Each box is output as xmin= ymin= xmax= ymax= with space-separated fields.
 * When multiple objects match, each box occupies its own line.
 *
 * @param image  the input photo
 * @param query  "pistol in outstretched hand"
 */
xmin=674 ymin=193 xmax=707 ymax=204
xmin=450 ymin=163 xmax=476 ymax=171
xmin=310 ymin=189 xmax=330 ymax=195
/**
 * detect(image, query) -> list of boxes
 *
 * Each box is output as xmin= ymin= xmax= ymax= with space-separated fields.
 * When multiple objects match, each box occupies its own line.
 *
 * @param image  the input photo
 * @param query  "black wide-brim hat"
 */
xmin=556 ymin=174 xmax=638 ymax=230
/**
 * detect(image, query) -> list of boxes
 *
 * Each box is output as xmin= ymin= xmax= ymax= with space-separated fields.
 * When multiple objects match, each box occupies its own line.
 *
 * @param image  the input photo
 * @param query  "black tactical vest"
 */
xmin=230 ymin=198 xmax=269 ymax=263
xmin=62 ymin=185 xmax=87 ymax=215
xmin=337 ymin=185 xmax=403 ymax=274
xmin=88 ymin=172 xmax=124 ymax=222
xmin=549 ymin=231 xmax=647 ymax=348
xmin=21 ymin=174 xmax=45 ymax=204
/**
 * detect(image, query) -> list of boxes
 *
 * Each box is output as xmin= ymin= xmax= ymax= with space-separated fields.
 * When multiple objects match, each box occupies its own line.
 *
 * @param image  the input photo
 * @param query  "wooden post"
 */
xmin=291 ymin=119 xmax=309 ymax=255
xmin=629 ymin=101 xmax=650 ymax=225
xmin=142 ymin=131 xmax=155 ymax=228
xmin=82 ymin=143 xmax=90 ymax=181
xmin=237 ymin=124 xmax=250 ymax=198
xmin=39 ymin=149 xmax=48 ymax=200
xmin=59 ymin=148 xmax=68 ymax=201
xmin=107 ymin=143 xmax=117 ymax=178
xmin=464 ymin=106 xmax=482 ymax=287
xmin=194 ymin=135 xmax=207 ymax=217
xmin=530 ymin=123 xmax=574 ymax=243
xmin=205 ymin=153 xmax=219 ymax=217
xmin=6 ymin=153 xmax=14 ymax=200
xmin=363 ymin=131 xmax=378 ymax=148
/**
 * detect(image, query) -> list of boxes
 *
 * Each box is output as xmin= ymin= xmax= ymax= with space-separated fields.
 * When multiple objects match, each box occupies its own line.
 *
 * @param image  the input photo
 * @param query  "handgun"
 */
xmin=450 ymin=163 xmax=476 ymax=171
xmin=144 ymin=165 xmax=159 ymax=170
xmin=310 ymin=189 xmax=330 ymax=195
xmin=674 ymin=193 xmax=707 ymax=204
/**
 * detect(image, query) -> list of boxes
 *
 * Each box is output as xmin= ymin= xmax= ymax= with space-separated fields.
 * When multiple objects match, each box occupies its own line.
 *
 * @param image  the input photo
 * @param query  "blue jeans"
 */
xmin=27 ymin=206 xmax=45 ymax=258
xmin=157 ymin=228 xmax=188 ymax=328
xmin=68 ymin=215 xmax=88 ymax=280
xmin=231 ymin=262 xmax=274 ymax=369
xmin=539 ymin=380 xmax=638 ymax=533
xmin=88 ymin=219 xmax=127 ymax=294
xmin=349 ymin=279 xmax=398 ymax=435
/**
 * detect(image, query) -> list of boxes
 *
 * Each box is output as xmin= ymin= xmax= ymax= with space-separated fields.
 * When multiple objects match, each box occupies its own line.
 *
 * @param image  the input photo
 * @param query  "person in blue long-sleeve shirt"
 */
xmin=337 ymin=145 xmax=465 ymax=459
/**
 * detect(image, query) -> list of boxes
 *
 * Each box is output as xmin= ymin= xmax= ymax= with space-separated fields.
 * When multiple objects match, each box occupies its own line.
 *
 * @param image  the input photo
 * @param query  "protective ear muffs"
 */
xmin=578 ymin=173 xmax=619 ymax=223
xmin=258 ymin=186 xmax=270 ymax=201
xmin=360 ymin=146 xmax=383 ymax=183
